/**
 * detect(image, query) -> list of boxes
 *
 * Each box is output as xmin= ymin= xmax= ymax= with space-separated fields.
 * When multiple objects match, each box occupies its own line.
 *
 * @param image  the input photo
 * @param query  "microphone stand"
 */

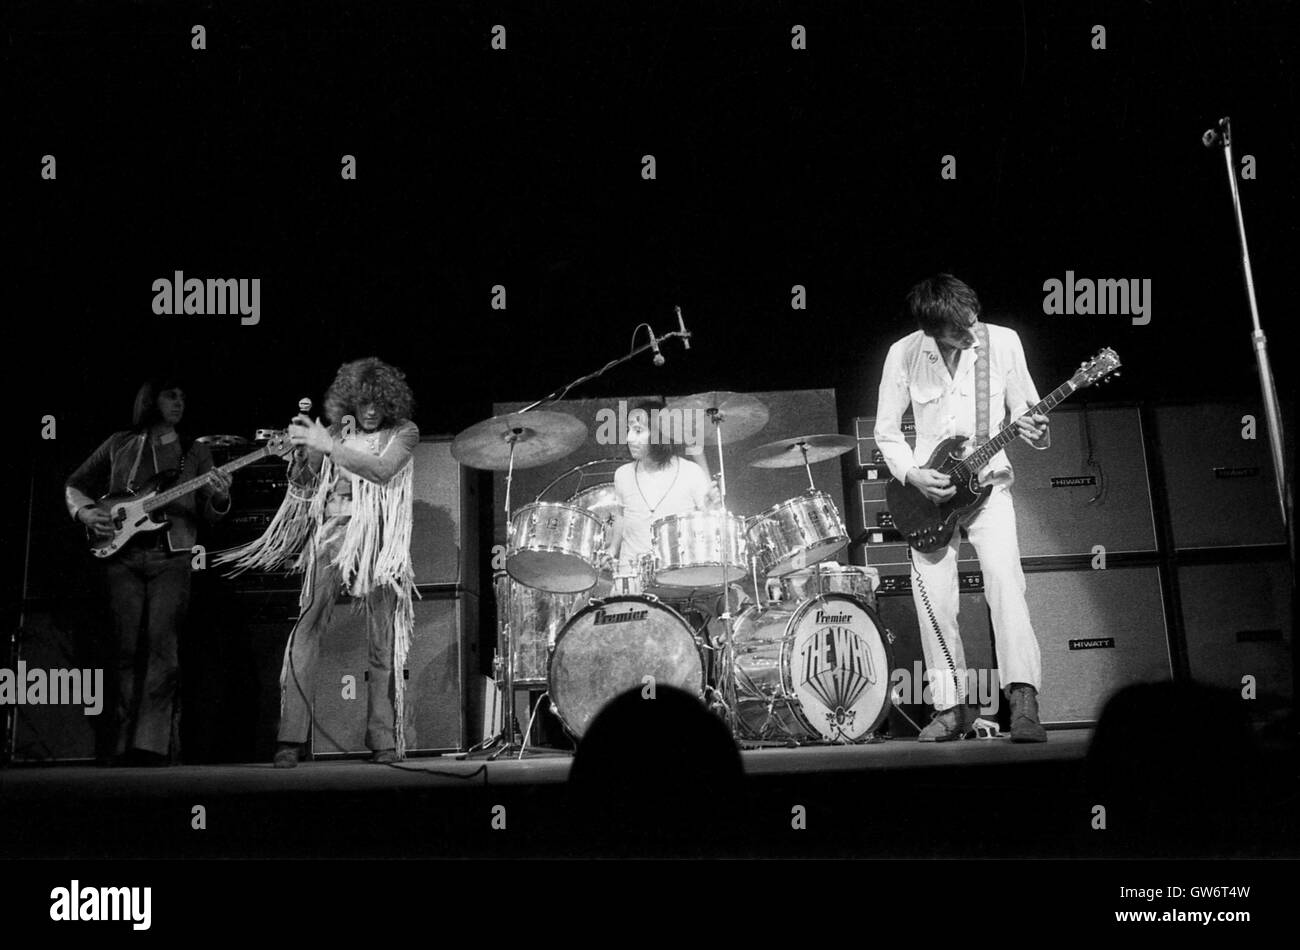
xmin=519 ymin=327 xmax=689 ymax=414
xmin=1204 ymin=117 xmax=1293 ymax=564
xmin=1205 ymin=117 xmax=1296 ymax=740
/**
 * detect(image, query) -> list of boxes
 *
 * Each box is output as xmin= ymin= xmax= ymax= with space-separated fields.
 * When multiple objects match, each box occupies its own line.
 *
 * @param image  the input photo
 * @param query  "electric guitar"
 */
xmin=85 ymin=432 xmax=293 ymax=558
xmin=885 ymin=348 xmax=1121 ymax=552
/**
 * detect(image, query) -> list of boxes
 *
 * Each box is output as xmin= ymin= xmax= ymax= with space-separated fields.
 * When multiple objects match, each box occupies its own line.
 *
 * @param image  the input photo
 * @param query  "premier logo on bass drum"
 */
xmin=593 ymin=607 xmax=649 ymax=626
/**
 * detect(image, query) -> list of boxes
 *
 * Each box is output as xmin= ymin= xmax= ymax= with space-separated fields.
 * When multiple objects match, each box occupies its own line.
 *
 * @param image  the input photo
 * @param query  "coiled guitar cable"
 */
xmin=911 ymin=558 xmax=968 ymax=726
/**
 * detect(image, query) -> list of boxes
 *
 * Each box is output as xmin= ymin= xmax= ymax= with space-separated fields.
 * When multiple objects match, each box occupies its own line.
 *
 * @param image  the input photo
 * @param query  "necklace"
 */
xmin=635 ymin=457 xmax=680 ymax=516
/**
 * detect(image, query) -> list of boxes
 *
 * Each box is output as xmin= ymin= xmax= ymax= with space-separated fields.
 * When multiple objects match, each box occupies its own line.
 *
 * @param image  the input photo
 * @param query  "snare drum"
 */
xmin=506 ymin=502 xmax=605 ymax=593
xmin=493 ymin=572 xmax=585 ymax=687
xmin=650 ymin=510 xmax=749 ymax=588
xmin=780 ymin=563 xmax=879 ymax=606
xmin=746 ymin=490 xmax=849 ymax=577
xmin=548 ymin=596 xmax=705 ymax=738
xmin=731 ymin=593 xmax=892 ymax=743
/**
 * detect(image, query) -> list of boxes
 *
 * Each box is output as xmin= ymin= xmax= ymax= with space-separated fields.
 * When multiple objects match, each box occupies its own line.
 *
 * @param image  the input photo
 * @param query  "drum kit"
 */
xmin=452 ymin=393 xmax=894 ymax=758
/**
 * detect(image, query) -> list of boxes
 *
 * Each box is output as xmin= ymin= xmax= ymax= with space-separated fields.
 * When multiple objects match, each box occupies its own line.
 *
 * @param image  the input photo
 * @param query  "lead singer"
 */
xmin=218 ymin=358 xmax=419 ymax=767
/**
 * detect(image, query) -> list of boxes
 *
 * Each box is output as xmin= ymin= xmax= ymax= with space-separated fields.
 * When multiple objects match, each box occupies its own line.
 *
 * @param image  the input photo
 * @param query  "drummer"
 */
xmin=606 ymin=398 xmax=717 ymax=573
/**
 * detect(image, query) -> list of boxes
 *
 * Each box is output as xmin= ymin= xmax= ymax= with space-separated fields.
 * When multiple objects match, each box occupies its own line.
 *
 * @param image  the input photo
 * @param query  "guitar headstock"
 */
xmin=1070 ymin=347 xmax=1122 ymax=389
xmin=262 ymin=430 xmax=295 ymax=457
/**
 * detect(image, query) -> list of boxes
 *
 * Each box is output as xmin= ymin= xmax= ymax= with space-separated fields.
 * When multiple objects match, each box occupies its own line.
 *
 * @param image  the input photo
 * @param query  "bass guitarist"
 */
xmin=874 ymin=274 xmax=1050 ymax=742
xmin=65 ymin=378 xmax=232 ymax=765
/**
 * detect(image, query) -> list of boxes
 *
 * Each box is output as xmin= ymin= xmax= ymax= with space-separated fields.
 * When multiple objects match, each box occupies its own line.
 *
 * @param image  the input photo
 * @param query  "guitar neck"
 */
xmin=962 ymin=381 xmax=1077 ymax=472
xmin=142 ymin=445 xmax=276 ymax=513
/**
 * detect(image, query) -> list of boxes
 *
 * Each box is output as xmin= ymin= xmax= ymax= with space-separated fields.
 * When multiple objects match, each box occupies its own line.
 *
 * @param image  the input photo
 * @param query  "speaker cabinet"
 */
xmin=875 ymin=574 xmax=999 ymax=734
xmin=1024 ymin=566 xmax=1171 ymax=725
xmin=1179 ymin=559 xmax=1292 ymax=715
xmin=1155 ymin=404 xmax=1288 ymax=550
xmin=8 ymin=600 xmax=103 ymax=762
xmin=411 ymin=438 xmax=480 ymax=591
xmin=310 ymin=592 xmax=477 ymax=755
xmin=1009 ymin=406 xmax=1158 ymax=557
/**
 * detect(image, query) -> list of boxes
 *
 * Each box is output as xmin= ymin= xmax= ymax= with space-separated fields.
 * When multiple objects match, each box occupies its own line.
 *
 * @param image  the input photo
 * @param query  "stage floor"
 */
xmin=3 ymin=728 xmax=1294 ymax=859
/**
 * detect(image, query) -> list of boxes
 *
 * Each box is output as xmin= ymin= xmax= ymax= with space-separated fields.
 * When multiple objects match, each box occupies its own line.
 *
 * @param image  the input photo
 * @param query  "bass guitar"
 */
xmin=885 ymin=348 xmax=1121 ymax=552
xmin=86 ymin=432 xmax=293 ymax=558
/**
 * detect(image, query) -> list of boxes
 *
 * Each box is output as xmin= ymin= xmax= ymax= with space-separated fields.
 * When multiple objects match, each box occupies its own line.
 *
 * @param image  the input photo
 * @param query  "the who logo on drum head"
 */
xmin=796 ymin=605 xmax=880 ymax=735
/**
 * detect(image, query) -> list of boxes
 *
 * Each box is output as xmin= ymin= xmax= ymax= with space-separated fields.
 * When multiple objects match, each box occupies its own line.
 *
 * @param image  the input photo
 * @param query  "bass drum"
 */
xmin=549 ymin=596 xmax=705 ymax=739
xmin=731 ymin=593 xmax=892 ymax=743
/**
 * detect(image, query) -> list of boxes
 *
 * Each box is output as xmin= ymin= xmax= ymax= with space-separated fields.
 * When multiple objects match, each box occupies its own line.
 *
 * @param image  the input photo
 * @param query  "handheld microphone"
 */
xmin=676 ymin=305 xmax=691 ymax=350
xmin=293 ymin=397 xmax=313 ymax=458
xmin=650 ymin=333 xmax=665 ymax=367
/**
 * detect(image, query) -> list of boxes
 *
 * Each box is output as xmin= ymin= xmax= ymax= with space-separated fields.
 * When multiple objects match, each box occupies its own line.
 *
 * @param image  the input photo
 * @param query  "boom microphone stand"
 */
xmin=1202 ymin=117 xmax=1293 ymax=565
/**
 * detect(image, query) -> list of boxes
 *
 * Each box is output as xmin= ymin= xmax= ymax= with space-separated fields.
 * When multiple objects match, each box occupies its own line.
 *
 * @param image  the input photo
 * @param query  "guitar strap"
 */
xmin=126 ymin=433 xmax=148 ymax=493
xmin=974 ymin=322 xmax=990 ymax=446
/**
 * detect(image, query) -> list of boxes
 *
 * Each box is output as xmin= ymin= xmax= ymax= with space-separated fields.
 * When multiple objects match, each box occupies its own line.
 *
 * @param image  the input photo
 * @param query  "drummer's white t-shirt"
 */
xmin=614 ymin=456 xmax=712 ymax=564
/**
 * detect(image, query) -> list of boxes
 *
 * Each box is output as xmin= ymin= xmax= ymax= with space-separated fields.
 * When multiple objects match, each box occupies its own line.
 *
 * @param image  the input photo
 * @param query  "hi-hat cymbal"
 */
xmin=196 ymin=434 xmax=251 ymax=448
xmin=451 ymin=411 xmax=587 ymax=471
xmin=747 ymin=433 xmax=857 ymax=469
xmin=665 ymin=391 xmax=769 ymax=445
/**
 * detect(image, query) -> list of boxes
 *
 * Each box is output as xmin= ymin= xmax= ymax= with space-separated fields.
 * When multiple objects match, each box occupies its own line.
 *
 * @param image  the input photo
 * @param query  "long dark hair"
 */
xmin=131 ymin=376 xmax=185 ymax=431
xmin=632 ymin=398 xmax=676 ymax=467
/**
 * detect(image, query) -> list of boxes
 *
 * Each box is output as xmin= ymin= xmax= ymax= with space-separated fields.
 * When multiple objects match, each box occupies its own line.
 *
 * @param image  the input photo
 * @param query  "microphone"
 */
xmin=676 ymin=305 xmax=691 ymax=350
xmin=650 ymin=332 xmax=665 ymax=367
xmin=293 ymin=397 xmax=313 ymax=458
xmin=1202 ymin=116 xmax=1230 ymax=148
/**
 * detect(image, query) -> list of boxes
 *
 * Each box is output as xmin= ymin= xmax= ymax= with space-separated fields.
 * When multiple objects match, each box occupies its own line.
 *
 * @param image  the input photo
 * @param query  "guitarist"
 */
xmin=874 ymin=274 xmax=1050 ymax=743
xmin=65 ymin=378 xmax=233 ymax=765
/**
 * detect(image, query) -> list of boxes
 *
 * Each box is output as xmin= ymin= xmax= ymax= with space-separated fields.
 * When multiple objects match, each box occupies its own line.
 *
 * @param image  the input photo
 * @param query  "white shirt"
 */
xmin=874 ymin=323 xmax=1050 ymax=488
xmin=613 ymin=456 xmax=712 ymax=563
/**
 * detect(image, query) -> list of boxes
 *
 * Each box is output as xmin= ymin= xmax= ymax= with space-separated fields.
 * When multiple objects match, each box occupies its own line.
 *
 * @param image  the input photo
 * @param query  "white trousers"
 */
xmin=908 ymin=486 xmax=1042 ymax=710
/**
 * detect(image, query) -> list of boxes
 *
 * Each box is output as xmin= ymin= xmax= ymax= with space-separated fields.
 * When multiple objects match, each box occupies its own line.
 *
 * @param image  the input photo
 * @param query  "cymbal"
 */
xmin=451 ymin=411 xmax=587 ymax=471
xmin=196 ymin=434 xmax=251 ymax=448
xmin=665 ymin=391 xmax=769 ymax=445
xmin=747 ymin=433 xmax=857 ymax=468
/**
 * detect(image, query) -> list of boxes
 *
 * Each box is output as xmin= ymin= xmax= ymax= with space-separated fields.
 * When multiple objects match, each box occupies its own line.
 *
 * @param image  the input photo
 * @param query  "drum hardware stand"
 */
xmin=463 ymin=436 xmax=550 ymax=761
xmin=706 ymin=406 xmax=744 ymax=738
xmin=796 ymin=441 xmax=818 ymax=493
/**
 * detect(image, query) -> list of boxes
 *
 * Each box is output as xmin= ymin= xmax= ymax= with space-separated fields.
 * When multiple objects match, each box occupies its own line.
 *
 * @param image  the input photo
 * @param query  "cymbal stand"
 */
xmin=798 ymin=442 xmax=817 ymax=492
xmin=709 ymin=407 xmax=741 ymax=736
xmin=462 ymin=436 xmax=537 ymax=760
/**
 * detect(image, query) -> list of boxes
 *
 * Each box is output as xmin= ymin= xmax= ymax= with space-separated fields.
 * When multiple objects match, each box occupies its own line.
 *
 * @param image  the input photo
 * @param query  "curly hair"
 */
xmin=323 ymin=357 xmax=415 ymax=428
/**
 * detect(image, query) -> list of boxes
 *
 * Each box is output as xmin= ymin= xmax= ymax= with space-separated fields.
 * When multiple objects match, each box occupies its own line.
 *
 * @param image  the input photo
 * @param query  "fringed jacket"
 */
xmin=216 ymin=419 xmax=421 ymax=755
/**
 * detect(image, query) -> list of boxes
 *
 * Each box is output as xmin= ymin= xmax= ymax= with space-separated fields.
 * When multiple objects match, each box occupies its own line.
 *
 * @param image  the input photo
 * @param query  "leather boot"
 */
xmin=273 ymin=742 xmax=301 ymax=768
xmin=1008 ymin=683 xmax=1047 ymax=743
xmin=918 ymin=703 xmax=978 ymax=742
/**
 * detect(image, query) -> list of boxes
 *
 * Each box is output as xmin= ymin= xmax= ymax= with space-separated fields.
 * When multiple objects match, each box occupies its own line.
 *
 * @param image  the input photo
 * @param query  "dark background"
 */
xmin=3 ymin=0 xmax=1296 ymax=636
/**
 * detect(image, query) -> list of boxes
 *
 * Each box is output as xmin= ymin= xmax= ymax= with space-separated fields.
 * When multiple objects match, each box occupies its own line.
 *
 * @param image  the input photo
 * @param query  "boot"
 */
xmin=369 ymin=749 xmax=398 ymax=765
xmin=1008 ymin=683 xmax=1047 ymax=743
xmin=918 ymin=703 xmax=979 ymax=742
xmin=273 ymin=742 xmax=301 ymax=768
